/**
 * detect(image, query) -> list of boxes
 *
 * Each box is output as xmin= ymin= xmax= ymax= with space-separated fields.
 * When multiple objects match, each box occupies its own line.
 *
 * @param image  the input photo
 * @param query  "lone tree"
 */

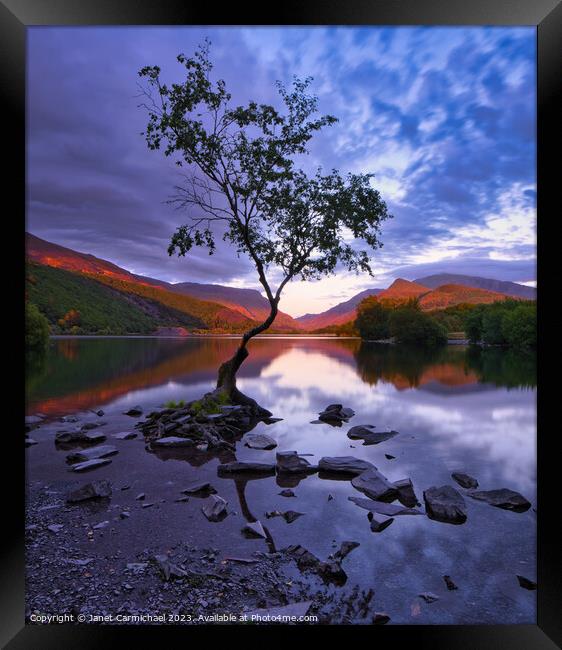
xmin=138 ymin=42 xmax=391 ymax=405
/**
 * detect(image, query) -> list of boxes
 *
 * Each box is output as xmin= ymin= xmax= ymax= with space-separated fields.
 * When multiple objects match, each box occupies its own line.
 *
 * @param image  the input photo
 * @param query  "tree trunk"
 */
xmin=216 ymin=303 xmax=278 ymax=399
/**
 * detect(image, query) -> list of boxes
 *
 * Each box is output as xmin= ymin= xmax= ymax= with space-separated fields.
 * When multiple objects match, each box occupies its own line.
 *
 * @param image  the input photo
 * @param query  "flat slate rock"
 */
xmin=66 ymin=445 xmax=118 ymax=463
xmin=217 ymin=461 xmax=276 ymax=475
xmin=419 ymin=592 xmax=440 ymax=603
xmin=70 ymin=458 xmax=112 ymax=473
xmin=347 ymin=425 xmax=399 ymax=445
xmin=393 ymin=478 xmax=419 ymax=507
xmin=276 ymin=451 xmax=317 ymax=474
xmin=113 ymin=431 xmax=138 ymax=440
xmin=124 ymin=406 xmax=143 ymax=416
xmin=451 ymin=472 xmax=479 ymax=489
xmin=318 ymin=456 xmax=375 ymax=476
xmin=151 ymin=436 xmax=195 ymax=447
xmin=81 ymin=431 xmax=107 ymax=443
xmin=331 ymin=541 xmax=360 ymax=561
xmin=348 ymin=496 xmax=424 ymax=516
xmin=516 ymin=575 xmax=537 ymax=590
xmin=201 ymin=495 xmax=228 ymax=522
xmin=351 ymin=468 xmax=398 ymax=501
xmin=466 ymin=488 xmax=531 ymax=512
xmin=181 ymin=481 xmax=216 ymax=496
xmin=423 ymin=485 xmax=467 ymax=524
xmin=368 ymin=513 xmax=394 ymax=532
xmin=243 ymin=432 xmax=278 ymax=450
xmin=247 ymin=601 xmax=312 ymax=620
xmin=25 ymin=438 xmax=39 ymax=447
xmin=66 ymin=480 xmax=112 ymax=503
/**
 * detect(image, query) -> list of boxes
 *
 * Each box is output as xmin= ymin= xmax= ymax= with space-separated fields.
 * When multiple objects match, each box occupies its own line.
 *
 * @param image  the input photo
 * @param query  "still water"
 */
xmin=26 ymin=336 xmax=537 ymax=624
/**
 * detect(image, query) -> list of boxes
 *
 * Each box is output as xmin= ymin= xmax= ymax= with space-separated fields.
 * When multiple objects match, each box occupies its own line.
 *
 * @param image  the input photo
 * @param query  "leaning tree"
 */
xmin=138 ymin=42 xmax=391 ymax=406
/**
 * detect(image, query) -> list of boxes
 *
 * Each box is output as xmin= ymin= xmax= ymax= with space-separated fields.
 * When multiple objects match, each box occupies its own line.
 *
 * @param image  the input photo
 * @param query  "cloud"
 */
xmin=27 ymin=26 xmax=536 ymax=315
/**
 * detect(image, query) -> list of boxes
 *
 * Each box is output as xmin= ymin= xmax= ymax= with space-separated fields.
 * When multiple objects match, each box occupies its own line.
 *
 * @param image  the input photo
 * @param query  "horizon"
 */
xmin=27 ymin=26 xmax=536 ymax=317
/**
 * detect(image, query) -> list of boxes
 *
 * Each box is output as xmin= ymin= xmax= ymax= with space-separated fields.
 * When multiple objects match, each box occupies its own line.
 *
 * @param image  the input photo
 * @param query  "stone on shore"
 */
xmin=152 ymin=554 xmax=187 ymax=581
xmin=423 ymin=485 xmax=467 ymax=524
xmin=242 ymin=432 xmax=278 ymax=450
xmin=66 ymin=480 xmax=112 ymax=503
xmin=347 ymin=496 xmax=424 ymax=516
xmin=124 ymin=406 xmax=143 ymax=417
xmin=393 ymin=478 xmax=419 ymax=507
xmin=347 ymin=425 xmax=399 ymax=445
xmin=368 ymin=512 xmax=394 ymax=532
xmin=217 ymin=461 xmax=276 ymax=476
xmin=276 ymin=451 xmax=318 ymax=474
xmin=318 ymin=456 xmax=375 ymax=477
xmin=466 ymin=488 xmax=531 ymax=512
xmin=351 ymin=468 xmax=398 ymax=501
xmin=201 ymin=495 xmax=228 ymax=522
xmin=66 ymin=445 xmax=118 ymax=463
xmin=419 ymin=592 xmax=439 ymax=603
xmin=278 ymin=489 xmax=296 ymax=498
xmin=451 ymin=472 xmax=479 ymax=489
xmin=25 ymin=438 xmax=39 ymax=447
xmin=70 ymin=458 xmax=112 ymax=473
xmin=516 ymin=575 xmax=537 ymax=590
xmin=331 ymin=541 xmax=360 ymax=561
xmin=151 ymin=436 xmax=195 ymax=447
xmin=318 ymin=404 xmax=355 ymax=425
xmin=113 ymin=431 xmax=138 ymax=440
xmin=181 ymin=481 xmax=216 ymax=496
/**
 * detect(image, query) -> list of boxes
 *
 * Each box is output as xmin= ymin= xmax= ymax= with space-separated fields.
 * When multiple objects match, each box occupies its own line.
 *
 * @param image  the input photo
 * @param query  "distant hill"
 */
xmin=418 ymin=283 xmax=514 ymax=310
xmin=25 ymin=232 xmax=299 ymax=333
xmin=295 ymin=288 xmax=383 ymax=330
xmin=376 ymin=278 xmax=430 ymax=301
xmin=415 ymin=273 xmax=536 ymax=300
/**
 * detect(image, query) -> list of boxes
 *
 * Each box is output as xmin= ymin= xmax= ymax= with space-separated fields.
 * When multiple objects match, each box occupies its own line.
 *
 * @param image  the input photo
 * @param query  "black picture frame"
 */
xmin=6 ymin=1 xmax=560 ymax=647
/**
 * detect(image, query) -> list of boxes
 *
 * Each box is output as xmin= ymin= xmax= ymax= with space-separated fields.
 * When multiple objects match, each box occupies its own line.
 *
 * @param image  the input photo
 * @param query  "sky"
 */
xmin=27 ymin=26 xmax=536 ymax=317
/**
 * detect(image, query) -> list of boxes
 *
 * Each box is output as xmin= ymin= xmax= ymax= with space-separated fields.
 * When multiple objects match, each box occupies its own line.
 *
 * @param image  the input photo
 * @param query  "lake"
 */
xmin=26 ymin=336 xmax=537 ymax=624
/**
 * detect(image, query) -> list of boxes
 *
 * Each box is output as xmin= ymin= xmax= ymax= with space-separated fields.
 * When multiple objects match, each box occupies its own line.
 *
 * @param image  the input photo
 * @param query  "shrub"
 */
xmin=388 ymin=307 xmax=448 ymax=346
xmin=26 ymin=302 xmax=50 ymax=353
xmin=355 ymin=296 xmax=390 ymax=340
xmin=502 ymin=304 xmax=536 ymax=348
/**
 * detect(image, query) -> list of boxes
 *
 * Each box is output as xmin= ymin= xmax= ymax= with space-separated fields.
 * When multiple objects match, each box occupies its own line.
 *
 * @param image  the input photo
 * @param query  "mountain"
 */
xmin=169 ymin=282 xmax=300 ymax=330
xmin=25 ymin=233 xmax=300 ymax=333
xmin=295 ymin=288 xmax=383 ymax=330
xmin=415 ymin=273 xmax=536 ymax=300
xmin=376 ymin=278 xmax=430 ymax=301
xmin=418 ymin=283 xmax=514 ymax=310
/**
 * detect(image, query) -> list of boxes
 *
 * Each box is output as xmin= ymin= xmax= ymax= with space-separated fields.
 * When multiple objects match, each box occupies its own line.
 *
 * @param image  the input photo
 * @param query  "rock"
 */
xmin=451 ymin=472 xmax=479 ymax=489
xmin=126 ymin=562 xmax=148 ymax=573
xmin=81 ymin=431 xmax=107 ymax=443
xmin=152 ymin=554 xmax=187 ymax=580
xmin=25 ymin=415 xmax=44 ymax=425
xmin=368 ymin=512 xmax=394 ymax=532
xmin=278 ymin=489 xmax=296 ymax=498
xmin=247 ymin=601 xmax=312 ymax=620
xmin=466 ymin=488 xmax=531 ymax=512
xmin=70 ymin=458 xmax=112 ymax=473
xmin=516 ymin=575 xmax=537 ymax=590
xmin=328 ymin=494 xmax=334 ymax=501
xmin=276 ymin=451 xmax=317 ymax=474
xmin=385 ymin=454 xmax=396 ymax=460
xmin=242 ymin=432 xmax=278 ymax=450
xmin=66 ymin=445 xmax=118 ymax=463
xmin=393 ymin=478 xmax=419 ymax=508
xmin=135 ymin=493 xmax=145 ymax=500
xmin=181 ymin=481 xmax=216 ymax=496
xmin=331 ymin=541 xmax=360 ymax=561
xmin=419 ymin=592 xmax=439 ymax=603
xmin=95 ymin=410 xmax=104 ymax=417
xmin=120 ymin=512 xmax=130 ymax=519
xmin=285 ymin=545 xmax=321 ymax=570
xmin=217 ymin=462 xmax=276 ymax=476
xmin=151 ymin=436 xmax=195 ymax=447
xmin=47 ymin=524 xmax=63 ymax=534
xmin=92 ymin=520 xmax=110 ymax=530
xmin=66 ymin=480 xmax=112 ymax=503
xmin=113 ymin=431 xmax=137 ymax=440
xmin=423 ymin=486 xmax=467 ymax=524
xmin=60 ymin=415 xmax=79 ymax=423
xmin=263 ymin=417 xmax=283 ymax=425
xmin=81 ymin=421 xmax=106 ymax=430
xmin=372 ymin=612 xmax=390 ymax=624
xmin=317 ymin=560 xmax=348 ymax=585
xmin=202 ymin=495 xmax=228 ymax=522
xmin=318 ymin=404 xmax=355 ymax=424
xmin=242 ymin=520 xmax=267 ymax=539
xmin=351 ymin=468 xmax=397 ymax=501
xmin=142 ymin=503 xmax=154 ymax=509
xmin=124 ymin=406 xmax=143 ymax=417
xmin=220 ymin=405 xmax=242 ymax=414
xmin=64 ymin=558 xmax=93 ymax=566
xmin=347 ymin=425 xmax=399 ymax=445
xmin=25 ymin=438 xmax=39 ymax=447
xmin=318 ymin=456 xmax=375 ymax=477
xmin=443 ymin=575 xmax=458 ymax=590
xmin=348 ymin=496 xmax=424 ymax=516
xmin=284 ymin=511 xmax=304 ymax=524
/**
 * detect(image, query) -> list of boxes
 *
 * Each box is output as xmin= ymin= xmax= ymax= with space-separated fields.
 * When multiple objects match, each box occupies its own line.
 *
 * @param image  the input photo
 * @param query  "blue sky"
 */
xmin=27 ymin=26 xmax=536 ymax=316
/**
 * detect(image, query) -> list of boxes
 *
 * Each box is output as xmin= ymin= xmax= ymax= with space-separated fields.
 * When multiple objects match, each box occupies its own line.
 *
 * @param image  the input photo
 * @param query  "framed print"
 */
xmin=6 ymin=0 xmax=561 ymax=647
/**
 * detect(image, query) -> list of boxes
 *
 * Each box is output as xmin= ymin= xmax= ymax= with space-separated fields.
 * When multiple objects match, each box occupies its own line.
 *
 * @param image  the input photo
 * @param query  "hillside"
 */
xmin=415 ymin=273 xmax=536 ymax=300
xmin=26 ymin=262 xmax=204 ymax=334
xmin=376 ymin=278 xmax=431 ymax=301
xmin=296 ymin=288 xmax=383 ymax=330
xmin=418 ymin=283 xmax=513 ymax=311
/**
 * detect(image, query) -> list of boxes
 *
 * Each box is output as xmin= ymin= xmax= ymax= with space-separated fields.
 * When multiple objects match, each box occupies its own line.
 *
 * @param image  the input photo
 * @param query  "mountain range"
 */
xmin=26 ymin=232 xmax=535 ymax=335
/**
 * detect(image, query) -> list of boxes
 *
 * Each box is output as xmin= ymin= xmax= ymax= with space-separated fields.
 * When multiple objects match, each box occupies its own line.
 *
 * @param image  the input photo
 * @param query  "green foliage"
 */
xmin=26 ymin=302 xmax=49 ymax=353
xmin=355 ymin=296 xmax=390 ymax=340
xmin=190 ymin=391 xmax=230 ymax=415
xmin=165 ymin=400 xmax=186 ymax=408
xmin=430 ymin=302 xmax=478 ymax=333
xmin=139 ymin=41 xmax=390 ymax=331
xmin=388 ymin=306 xmax=448 ymax=346
xmin=465 ymin=300 xmax=536 ymax=348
